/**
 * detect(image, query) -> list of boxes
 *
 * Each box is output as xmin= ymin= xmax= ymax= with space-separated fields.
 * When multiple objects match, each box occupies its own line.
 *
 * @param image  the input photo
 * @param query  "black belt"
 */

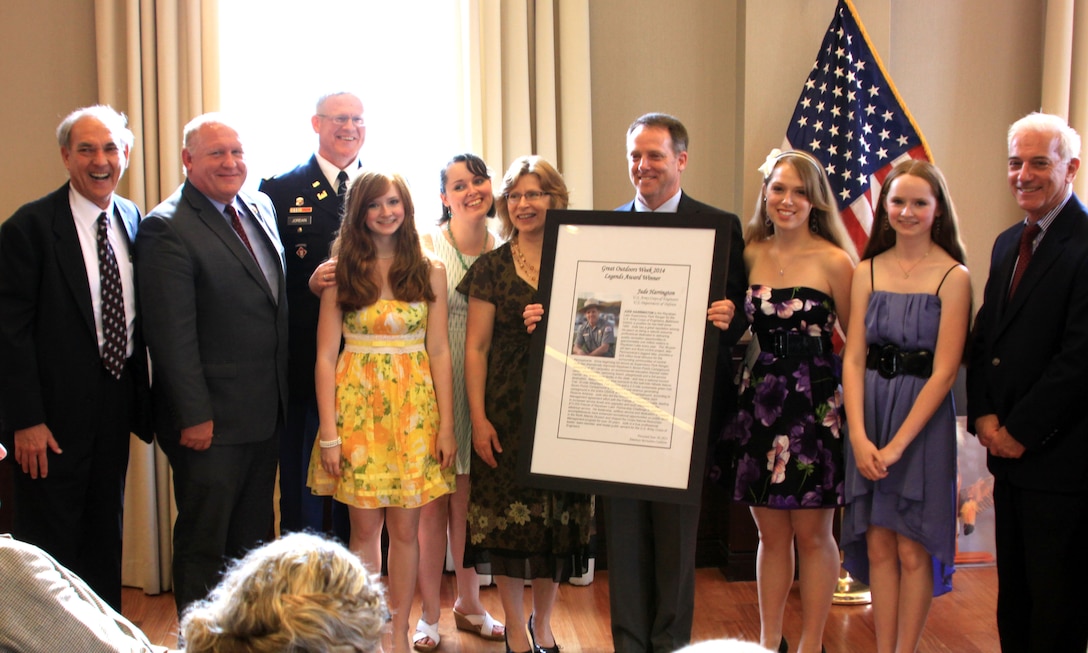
xmin=758 ymin=332 xmax=833 ymax=357
xmin=866 ymin=343 xmax=933 ymax=379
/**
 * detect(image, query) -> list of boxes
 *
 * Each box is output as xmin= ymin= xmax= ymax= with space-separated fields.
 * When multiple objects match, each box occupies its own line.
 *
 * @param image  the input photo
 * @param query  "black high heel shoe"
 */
xmin=528 ymin=614 xmax=560 ymax=653
xmin=505 ymin=626 xmax=534 ymax=653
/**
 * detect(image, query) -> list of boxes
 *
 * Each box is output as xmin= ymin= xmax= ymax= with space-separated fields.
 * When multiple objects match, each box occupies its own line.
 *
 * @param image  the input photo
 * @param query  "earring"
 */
xmin=933 ymin=216 xmax=942 ymax=239
xmin=882 ymin=217 xmax=891 ymax=232
xmin=810 ymin=216 xmax=819 ymax=233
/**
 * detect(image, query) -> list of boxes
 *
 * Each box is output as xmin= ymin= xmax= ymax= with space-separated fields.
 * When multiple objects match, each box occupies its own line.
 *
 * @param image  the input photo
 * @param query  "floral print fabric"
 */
xmin=723 ymin=285 xmax=845 ymax=509
xmin=456 ymin=245 xmax=594 ymax=579
xmin=307 ymin=299 xmax=453 ymax=509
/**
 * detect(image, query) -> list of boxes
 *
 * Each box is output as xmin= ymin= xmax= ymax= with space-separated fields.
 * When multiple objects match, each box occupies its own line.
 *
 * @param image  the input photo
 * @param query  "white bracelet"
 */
xmin=318 ymin=437 xmax=342 ymax=449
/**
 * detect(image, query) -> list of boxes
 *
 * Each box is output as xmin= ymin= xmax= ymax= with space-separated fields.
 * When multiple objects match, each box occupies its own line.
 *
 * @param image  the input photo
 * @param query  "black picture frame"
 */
xmin=517 ymin=209 xmax=732 ymax=504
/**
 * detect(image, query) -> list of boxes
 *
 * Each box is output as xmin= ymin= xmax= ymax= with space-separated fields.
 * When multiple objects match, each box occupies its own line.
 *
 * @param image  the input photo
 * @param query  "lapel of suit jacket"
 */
xmin=303 ymin=155 xmax=346 ymax=221
xmin=242 ymin=191 xmax=285 ymax=273
xmin=677 ymin=192 xmax=695 ymax=212
xmin=51 ymin=183 xmax=96 ymax=337
xmin=182 ymin=181 xmax=278 ymax=304
xmin=114 ymin=199 xmax=139 ymax=245
xmin=997 ymin=204 xmax=1077 ymax=330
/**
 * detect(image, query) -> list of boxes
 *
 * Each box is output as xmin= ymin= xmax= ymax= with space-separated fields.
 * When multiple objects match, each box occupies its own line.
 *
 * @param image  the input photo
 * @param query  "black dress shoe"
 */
xmin=528 ymin=614 xmax=560 ymax=653
xmin=505 ymin=631 xmax=533 ymax=653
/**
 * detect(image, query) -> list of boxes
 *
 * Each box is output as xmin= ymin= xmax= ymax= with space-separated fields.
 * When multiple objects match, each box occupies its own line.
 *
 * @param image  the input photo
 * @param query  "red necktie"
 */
xmin=97 ymin=212 xmax=126 ymax=379
xmin=1008 ymin=222 xmax=1041 ymax=299
xmin=225 ymin=204 xmax=257 ymax=261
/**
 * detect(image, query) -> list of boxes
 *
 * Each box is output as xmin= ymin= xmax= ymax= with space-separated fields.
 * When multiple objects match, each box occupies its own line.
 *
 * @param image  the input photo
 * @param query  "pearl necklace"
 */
xmin=510 ymin=238 xmax=538 ymax=285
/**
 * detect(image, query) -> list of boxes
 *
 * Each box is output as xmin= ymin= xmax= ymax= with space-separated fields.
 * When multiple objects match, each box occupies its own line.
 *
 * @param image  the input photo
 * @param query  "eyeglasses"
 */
xmin=317 ymin=114 xmax=366 ymax=127
xmin=506 ymin=191 xmax=550 ymax=203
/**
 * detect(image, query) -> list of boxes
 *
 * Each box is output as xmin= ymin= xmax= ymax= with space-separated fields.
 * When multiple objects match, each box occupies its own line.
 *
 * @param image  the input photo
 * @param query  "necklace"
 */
xmin=894 ymin=245 xmax=932 ymax=278
xmin=510 ymin=237 xmax=539 ymax=285
xmin=445 ymin=221 xmax=490 ymax=272
xmin=770 ymin=245 xmax=789 ymax=277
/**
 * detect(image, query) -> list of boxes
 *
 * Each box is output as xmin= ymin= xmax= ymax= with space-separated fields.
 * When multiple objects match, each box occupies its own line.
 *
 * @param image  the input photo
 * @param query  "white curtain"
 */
xmin=87 ymin=0 xmax=594 ymax=594
xmin=94 ymin=0 xmax=220 ymax=594
xmin=1041 ymin=0 xmax=1088 ymax=197
xmin=461 ymin=0 xmax=595 ymax=205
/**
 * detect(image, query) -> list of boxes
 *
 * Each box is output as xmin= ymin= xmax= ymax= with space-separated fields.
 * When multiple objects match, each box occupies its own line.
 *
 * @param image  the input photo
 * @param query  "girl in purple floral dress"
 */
xmin=719 ymin=150 xmax=856 ymax=653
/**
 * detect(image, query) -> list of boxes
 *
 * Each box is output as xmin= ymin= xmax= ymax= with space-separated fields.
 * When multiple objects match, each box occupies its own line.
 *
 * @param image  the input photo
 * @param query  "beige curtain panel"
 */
xmin=95 ymin=0 xmax=219 ymax=593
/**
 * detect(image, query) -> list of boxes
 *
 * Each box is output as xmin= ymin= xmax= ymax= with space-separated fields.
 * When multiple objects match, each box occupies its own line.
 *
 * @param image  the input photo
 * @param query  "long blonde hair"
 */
xmin=746 ymin=150 xmax=858 ymax=262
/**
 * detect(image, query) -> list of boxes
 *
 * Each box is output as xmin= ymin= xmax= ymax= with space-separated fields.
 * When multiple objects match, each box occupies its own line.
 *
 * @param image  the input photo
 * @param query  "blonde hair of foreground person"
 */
xmin=180 ymin=532 xmax=387 ymax=652
xmin=675 ymin=639 xmax=774 ymax=653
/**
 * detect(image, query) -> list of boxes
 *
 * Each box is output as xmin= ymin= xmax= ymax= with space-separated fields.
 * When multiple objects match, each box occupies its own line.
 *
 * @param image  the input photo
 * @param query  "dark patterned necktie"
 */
xmin=97 ymin=212 xmax=126 ymax=379
xmin=337 ymin=170 xmax=349 ymax=199
xmin=225 ymin=204 xmax=258 ymax=261
xmin=1008 ymin=222 xmax=1041 ymax=299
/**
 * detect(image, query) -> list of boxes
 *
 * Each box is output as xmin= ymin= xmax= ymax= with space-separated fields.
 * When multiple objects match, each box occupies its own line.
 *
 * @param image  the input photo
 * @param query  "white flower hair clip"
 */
xmin=758 ymin=148 xmax=783 ymax=179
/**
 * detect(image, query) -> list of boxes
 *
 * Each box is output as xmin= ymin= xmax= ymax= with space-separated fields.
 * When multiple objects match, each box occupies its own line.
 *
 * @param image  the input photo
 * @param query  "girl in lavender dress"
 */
xmin=842 ymin=160 xmax=969 ymax=653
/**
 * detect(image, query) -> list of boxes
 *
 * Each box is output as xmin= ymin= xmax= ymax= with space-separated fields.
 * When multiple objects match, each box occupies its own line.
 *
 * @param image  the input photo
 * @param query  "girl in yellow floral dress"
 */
xmin=308 ymin=170 xmax=455 ymax=653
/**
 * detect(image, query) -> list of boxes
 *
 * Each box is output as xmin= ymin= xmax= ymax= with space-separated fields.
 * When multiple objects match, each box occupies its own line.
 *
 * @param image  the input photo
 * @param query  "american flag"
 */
xmin=783 ymin=0 xmax=932 ymax=251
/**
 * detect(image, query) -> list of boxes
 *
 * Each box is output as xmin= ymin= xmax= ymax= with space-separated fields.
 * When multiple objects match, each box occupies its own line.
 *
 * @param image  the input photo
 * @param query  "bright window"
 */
xmin=218 ymin=0 xmax=467 ymax=220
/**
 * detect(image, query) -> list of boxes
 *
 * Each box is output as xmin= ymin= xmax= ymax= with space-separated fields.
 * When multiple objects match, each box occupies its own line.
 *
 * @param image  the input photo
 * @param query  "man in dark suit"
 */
xmin=136 ymin=113 xmax=288 ymax=615
xmin=608 ymin=113 xmax=748 ymax=652
xmin=0 ymin=106 xmax=150 ymax=611
xmin=967 ymin=111 xmax=1088 ymax=653
xmin=259 ymin=91 xmax=363 ymax=537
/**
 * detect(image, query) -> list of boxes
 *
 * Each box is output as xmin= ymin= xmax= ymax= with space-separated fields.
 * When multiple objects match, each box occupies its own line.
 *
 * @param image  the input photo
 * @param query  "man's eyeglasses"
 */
xmin=317 ymin=114 xmax=366 ymax=127
xmin=506 ymin=191 xmax=550 ymax=202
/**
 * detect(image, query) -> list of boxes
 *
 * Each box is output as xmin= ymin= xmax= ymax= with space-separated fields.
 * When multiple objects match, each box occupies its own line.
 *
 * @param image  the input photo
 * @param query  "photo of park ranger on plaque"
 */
xmin=572 ymin=296 xmax=619 ymax=357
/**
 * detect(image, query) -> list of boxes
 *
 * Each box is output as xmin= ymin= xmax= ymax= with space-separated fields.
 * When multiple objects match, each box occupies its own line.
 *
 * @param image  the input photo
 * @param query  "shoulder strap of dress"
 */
xmin=935 ymin=264 xmax=958 ymax=294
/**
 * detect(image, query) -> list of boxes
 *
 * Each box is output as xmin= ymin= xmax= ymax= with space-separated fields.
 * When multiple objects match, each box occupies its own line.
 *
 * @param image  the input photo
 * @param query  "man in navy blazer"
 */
xmin=0 ymin=105 xmax=151 ymax=610
xmin=608 ymin=113 xmax=748 ymax=653
xmin=967 ymin=112 xmax=1088 ymax=652
xmin=136 ymin=113 xmax=288 ymax=615
xmin=259 ymin=91 xmax=363 ymax=537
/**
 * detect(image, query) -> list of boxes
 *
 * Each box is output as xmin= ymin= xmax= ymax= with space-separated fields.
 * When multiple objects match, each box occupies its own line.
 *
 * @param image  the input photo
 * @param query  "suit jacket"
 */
xmin=0 ymin=183 xmax=151 ymax=454
xmin=617 ymin=192 xmax=749 ymax=427
xmin=967 ymin=193 xmax=1088 ymax=492
xmin=135 ymin=180 xmax=288 ymax=445
xmin=259 ymin=155 xmax=347 ymax=399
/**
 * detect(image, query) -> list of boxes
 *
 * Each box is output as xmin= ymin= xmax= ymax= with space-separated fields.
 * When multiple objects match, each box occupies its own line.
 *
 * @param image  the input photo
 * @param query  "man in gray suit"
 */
xmin=136 ymin=113 xmax=288 ymax=615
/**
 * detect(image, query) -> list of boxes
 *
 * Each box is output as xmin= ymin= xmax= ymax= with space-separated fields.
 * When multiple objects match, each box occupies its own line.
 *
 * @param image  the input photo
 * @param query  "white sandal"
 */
xmin=452 ymin=608 xmax=505 ymax=641
xmin=412 ymin=618 xmax=440 ymax=652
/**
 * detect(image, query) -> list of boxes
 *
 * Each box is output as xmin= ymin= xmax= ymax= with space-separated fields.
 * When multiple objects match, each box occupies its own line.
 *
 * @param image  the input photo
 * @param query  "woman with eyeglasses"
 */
xmin=459 ymin=156 xmax=594 ymax=653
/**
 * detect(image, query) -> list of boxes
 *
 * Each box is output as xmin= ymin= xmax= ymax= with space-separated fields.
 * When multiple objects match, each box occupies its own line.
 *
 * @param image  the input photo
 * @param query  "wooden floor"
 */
xmin=122 ymin=566 xmax=999 ymax=652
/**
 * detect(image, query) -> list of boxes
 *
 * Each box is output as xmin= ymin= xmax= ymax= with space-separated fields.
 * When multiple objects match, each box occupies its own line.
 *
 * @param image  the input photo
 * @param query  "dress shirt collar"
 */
xmin=1023 ymin=185 xmax=1072 ymax=244
xmin=315 ymin=152 xmax=360 ymax=193
xmin=634 ymin=188 xmax=683 ymax=213
xmin=68 ymin=186 xmax=115 ymax=227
